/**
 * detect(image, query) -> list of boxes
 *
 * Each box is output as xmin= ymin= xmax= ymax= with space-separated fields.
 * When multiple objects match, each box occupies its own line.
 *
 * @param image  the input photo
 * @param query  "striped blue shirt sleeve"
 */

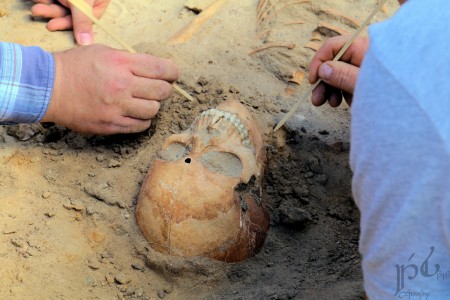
xmin=0 ymin=42 xmax=54 ymax=124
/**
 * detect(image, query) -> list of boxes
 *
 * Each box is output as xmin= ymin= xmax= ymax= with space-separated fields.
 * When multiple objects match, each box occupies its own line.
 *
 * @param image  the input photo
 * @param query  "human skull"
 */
xmin=136 ymin=99 xmax=269 ymax=263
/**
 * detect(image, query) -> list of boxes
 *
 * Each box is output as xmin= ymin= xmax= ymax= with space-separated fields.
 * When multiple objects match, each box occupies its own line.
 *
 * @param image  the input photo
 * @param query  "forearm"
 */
xmin=0 ymin=42 xmax=54 ymax=124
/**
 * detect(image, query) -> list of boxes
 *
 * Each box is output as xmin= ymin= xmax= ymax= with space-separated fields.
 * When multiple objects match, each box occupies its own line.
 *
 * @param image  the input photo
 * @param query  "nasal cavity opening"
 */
xmin=185 ymin=158 xmax=192 ymax=164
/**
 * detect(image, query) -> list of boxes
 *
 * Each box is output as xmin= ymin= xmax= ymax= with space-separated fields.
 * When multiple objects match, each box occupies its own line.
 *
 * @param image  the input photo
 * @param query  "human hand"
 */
xmin=31 ymin=0 xmax=110 ymax=45
xmin=41 ymin=44 xmax=179 ymax=135
xmin=308 ymin=35 xmax=369 ymax=107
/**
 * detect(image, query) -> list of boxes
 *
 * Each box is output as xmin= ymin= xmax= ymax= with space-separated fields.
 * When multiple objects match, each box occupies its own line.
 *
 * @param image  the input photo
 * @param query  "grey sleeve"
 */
xmin=350 ymin=48 xmax=450 ymax=299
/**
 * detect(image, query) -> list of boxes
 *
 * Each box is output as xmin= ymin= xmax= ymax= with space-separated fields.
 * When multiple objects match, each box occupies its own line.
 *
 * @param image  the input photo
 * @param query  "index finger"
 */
xmin=309 ymin=35 xmax=352 ymax=84
xmin=309 ymin=35 xmax=370 ymax=84
xmin=127 ymin=53 xmax=180 ymax=82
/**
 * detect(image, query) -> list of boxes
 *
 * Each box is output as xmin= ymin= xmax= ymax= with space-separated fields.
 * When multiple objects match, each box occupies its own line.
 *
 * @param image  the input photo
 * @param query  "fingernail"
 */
xmin=318 ymin=63 xmax=333 ymax=80
xmin=78 ymin=32 xmax=93 ymax=45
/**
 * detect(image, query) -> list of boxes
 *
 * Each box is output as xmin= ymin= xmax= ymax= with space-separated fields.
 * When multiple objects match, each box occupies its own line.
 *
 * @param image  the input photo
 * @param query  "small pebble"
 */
xmin=294 ymin=186 xmax=309 ymax=198
xmin=44 ymin=210 xmax=55 ymax=218
xmin=107 ymin=159 xmax=121 ymax=168
xmin=105 ymin=274 xmax=115 ymax=284
xmin=85 ymin=275 xmax=97 ymax=287
xmin=63 ymin=201 xmax=84 ymax=212
xmin=135 ymin=288 xmax=144 ymax=297
xmin=157 ymin=290 xmax=166 ymax=299
xmin=197 ymin=76 xmax=209 ymax=86
xmin=86 ymin=206 xmax=96 ymax=216
xmin=88 ymin=257 xmax=101 ymax=270
xmin=119 ymin=285 xmax=127 ymax=292
xmin=307 ymin=156 xmax=322 ymax=174
xmin=164 ymin=286 xmax=173 ymax=294
xmin=131 ymin=262 xmax=145 ymax=271
xmin=125 ymin=287 xmax=135 ymax=296
xmin=194 ymin=87 xmax=202 ymax=94
xmin=115 ymin=273 xmax=131 ymax=285
xmin=229 ymin=85 xmax=240 ymax=94
xmin=120 ymin=147 xmax=131 ymax=156
xmin=316 ymin=174 xmax=328 ymax=185
xmin=42 ymin=192 xmax=51 ymax=199
xmin=71 ymin=200 xmax=85 ymax=212
xmin=304 ymin=172 xmax=314 ymax=178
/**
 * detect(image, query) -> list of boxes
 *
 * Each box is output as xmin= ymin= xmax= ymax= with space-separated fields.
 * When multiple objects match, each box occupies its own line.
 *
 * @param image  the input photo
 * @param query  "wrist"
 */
xmin=42 ymin=51 xmax=63 ymax=124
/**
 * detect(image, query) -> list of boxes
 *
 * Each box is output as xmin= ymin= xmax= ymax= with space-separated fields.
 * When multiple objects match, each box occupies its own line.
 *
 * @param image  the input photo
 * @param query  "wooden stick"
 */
xmin=167 ymin=0 xmax=227 ymax=45
xmin=273 ymin=0 xmax=389 ymax=132
xmin=67 ymin=0 xmax=194 ymax=102
xmin=249 ymin=43 xmax=296 ymax=56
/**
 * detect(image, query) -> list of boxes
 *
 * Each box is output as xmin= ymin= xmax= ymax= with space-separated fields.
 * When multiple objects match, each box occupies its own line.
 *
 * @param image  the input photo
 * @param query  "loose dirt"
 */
xmin=0 ymin=0 xmax=398 ymax=299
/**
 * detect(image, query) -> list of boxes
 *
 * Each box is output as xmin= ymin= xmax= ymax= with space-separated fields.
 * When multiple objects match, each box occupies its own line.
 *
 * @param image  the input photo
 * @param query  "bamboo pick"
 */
xmin=167 ymin=0 xmax=227 ymax=45
xmin=67 ymin=0 xmax=195 ymax=102
xmin=273 ymin=0 xmax=388 ymax=132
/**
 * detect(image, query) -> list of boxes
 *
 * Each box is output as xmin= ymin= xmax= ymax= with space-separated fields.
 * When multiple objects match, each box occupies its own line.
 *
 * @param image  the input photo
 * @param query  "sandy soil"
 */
xmin=0 ymin=0 xmax=399 ymax=299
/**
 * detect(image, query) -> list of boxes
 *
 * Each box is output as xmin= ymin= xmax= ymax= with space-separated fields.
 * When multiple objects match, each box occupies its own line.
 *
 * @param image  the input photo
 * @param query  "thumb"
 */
xmin=69 ymin=0 xmax=95 ymax=45
xmin=318 ymin=61 xmax=359 ymax=95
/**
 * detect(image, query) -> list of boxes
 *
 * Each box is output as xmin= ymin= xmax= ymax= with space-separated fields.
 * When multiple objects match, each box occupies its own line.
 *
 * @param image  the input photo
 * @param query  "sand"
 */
xmin=0 ymin=0 xmax=398 ymax=299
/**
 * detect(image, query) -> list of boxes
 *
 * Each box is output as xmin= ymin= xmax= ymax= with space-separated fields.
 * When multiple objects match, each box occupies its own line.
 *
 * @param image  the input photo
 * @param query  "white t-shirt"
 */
xmin=351 ymin=0 xmax=450 ymax=299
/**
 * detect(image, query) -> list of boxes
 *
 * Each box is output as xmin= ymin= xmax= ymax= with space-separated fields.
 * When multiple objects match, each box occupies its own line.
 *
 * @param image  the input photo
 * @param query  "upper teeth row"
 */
xmin=196 ymin=108 xmax=251 ymax=147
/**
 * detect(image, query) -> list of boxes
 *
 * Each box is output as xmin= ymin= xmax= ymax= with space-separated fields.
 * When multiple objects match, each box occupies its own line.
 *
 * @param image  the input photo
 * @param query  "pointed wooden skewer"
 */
xmin=67 ymin=0 xmax=195 ymax=102
xmin=273 ymin=0 xmax=388 ymax=131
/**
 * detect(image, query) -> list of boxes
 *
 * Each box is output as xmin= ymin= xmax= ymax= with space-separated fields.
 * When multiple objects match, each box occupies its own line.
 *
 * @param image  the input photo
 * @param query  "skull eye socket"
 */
xmin=158 ymin=142 xmax=189 ymax=161
xmin=200 ymin=152 xmax=243 ymax=178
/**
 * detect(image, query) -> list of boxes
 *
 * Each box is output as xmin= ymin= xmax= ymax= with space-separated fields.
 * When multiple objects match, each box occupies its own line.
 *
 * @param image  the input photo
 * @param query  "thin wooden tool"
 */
xmin=67 ymin=0 xmax=195 ymax=102
xmin=273 ymin=0 xmax=388 ymax=132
